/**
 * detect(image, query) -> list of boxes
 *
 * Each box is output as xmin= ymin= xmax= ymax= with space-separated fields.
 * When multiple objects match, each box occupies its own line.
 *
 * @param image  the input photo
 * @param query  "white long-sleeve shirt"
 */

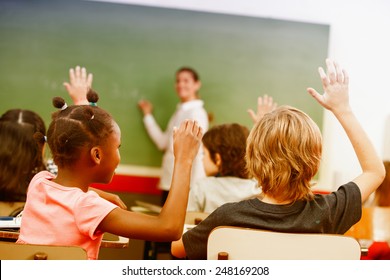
xmin=143 ymin=99 xmax=209 ymax=191
xmin=187 ymin=176 xmax=261 ymax=213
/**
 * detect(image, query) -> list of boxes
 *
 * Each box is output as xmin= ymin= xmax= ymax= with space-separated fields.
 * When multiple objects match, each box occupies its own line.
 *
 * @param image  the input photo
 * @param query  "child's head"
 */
xmin=0 ymin=109 xmax=46 ymax=136
xmin=202 ymin=123 xmax=249 ymax=178
xmin=246 ymin=106 xmax=322 ymax=202
xmin=175 ymin=67 xmax=201 ymax=102
xmin=46 ymin=91 xmax=121 ymax=184
xmin=0 ymin=109 xmax=46 ymax=201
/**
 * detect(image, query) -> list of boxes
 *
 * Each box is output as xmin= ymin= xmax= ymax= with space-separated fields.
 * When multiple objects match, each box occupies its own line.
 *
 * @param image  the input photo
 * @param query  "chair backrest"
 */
xmin=0 ymin=242 xmax=87 ymax=260
xmin=207 ymin=226 xmax=361 ymax=260
xmin=345 ymin=207 xmax=390 ymax=241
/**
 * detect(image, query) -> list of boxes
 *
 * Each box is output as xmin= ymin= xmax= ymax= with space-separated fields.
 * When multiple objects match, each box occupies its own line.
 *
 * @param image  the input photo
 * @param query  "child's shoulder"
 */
xmin=30 ymin=170 xmax=55 ymax=185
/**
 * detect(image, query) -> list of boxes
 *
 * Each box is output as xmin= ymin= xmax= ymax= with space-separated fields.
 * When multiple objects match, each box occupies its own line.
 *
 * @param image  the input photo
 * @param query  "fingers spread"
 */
xmin=318 ymin=67 xmax=329 ymax=86
xmin=75 ymin=65 xmax=81 ymax=81
xmin=81 ymin=67 xmax=87 ymax=81
xmin=192 ymin=121 xmax=202 ymax=138
xmin=87 ymin=73 xmax=93 ymax=87
xmin=69 ymin=68 xmax=75 ymax=84
xmin=260 ymin=94 xmax=273 ymax=108
xmin=63 ymin=82 xmax=70 ymax=91
xmin=179 ymin=119 xmax=203 ymax=139
xmin=247 ymin=109 xmax=256 ymax=122
xmin=326 ymin=59 xmax=336 ymax=84
xmin=334 ymin=61 xmax=344 ymax=83
xmin=342 ymin=69 xmax=349 ymax=85
xmin=307 ymin=87 xmax=318 ymax=97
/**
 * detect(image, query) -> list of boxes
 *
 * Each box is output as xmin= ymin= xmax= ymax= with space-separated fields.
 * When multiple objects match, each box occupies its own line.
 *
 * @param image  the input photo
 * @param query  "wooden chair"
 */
xmin=0 ymin=242 xmax=87 ymax=260
xmin=207 ymin=226 xmax=361 ymax=260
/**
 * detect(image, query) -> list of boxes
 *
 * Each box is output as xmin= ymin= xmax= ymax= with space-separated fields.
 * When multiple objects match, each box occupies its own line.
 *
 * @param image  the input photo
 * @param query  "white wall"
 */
xmin=97 ymin=0 xmax=390 ymax=190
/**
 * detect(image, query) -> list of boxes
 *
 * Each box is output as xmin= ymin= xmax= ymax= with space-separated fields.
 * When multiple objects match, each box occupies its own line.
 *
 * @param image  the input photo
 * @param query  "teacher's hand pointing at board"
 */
xmin=138 ymin=99 xmax=153 ymax=116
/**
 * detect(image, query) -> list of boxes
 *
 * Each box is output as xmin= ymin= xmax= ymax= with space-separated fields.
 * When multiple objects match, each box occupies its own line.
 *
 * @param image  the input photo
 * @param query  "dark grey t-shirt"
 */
xmin=182 ymin=182 xmax=362 ymax=260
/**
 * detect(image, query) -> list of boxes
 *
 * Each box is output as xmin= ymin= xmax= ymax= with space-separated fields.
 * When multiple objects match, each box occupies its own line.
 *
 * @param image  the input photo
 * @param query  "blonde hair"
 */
xmin=246 ymin=106 xmax=322 ymax=202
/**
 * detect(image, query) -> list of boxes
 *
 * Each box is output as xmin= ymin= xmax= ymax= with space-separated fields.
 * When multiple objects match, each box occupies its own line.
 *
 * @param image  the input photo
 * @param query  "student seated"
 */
xmin=0 ymin=66 xmax=125 ymax=217
xmin=171 ymin=59 xmax=385 ymax=259
xmin=17 ymin=89 xmax=203 ymax=260
xmin=0 ymin=109 xmax=47 ymax=216
xmin=187 ymin=123 xmax=261 ymax=213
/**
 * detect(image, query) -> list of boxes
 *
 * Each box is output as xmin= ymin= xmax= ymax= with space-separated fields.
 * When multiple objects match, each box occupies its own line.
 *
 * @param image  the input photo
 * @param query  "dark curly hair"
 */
xmin=0 ymin=109 xmax=46 ymax=201
xmin=202 ymin=123 xmax=249 ymax=178
xmin=46 ymin=90 xmax=114 ymax=168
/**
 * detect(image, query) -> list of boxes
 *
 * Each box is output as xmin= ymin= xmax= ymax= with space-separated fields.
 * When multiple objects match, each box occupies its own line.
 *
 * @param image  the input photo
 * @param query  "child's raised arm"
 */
xmin=307 ymin=59 xmax=385 ymax=202
xmin=63 ymin=66 xmax=93 ymax=105
xmin=247 ymin=94 xmax=277 ymax=124
xmin=97 ymin=119 xmax=203 ymax=241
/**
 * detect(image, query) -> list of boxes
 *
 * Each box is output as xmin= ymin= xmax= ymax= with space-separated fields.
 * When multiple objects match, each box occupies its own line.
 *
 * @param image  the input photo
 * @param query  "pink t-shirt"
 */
xmin=17 ymin=171 xmax=118 ymax=260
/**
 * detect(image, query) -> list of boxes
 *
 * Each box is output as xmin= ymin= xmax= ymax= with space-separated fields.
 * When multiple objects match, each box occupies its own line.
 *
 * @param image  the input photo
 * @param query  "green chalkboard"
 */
xmin=0 ymin=0 xmax=329 ymax=167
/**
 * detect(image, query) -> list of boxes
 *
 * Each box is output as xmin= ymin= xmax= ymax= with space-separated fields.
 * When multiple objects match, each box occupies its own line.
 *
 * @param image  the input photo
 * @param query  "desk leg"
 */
xmin=143 ymin=241 xmax=157 ymax=260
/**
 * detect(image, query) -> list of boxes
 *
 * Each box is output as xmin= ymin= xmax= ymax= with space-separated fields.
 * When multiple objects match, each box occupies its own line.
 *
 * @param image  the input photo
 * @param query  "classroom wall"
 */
xmin=102 ymin=0 xmax=390 ymax=191
xmin=0 ymin=0 xmax=328 ymax=168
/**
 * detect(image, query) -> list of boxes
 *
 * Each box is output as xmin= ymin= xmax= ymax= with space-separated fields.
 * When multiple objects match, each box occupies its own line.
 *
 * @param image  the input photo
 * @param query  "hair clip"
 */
xmin=89 ymin=102 xmax=97 ymax=106
xmin=61 ymin=103 xmax=68 ymax=110
xmin=91 ymin=115 xmax=95 ymax=120
xmin=44 ymin=136 xmax=47 ymax=142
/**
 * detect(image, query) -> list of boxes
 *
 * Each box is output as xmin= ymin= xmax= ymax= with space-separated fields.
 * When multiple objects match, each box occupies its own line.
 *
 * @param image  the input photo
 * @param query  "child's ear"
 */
xmin=90 ymin=147 xmax=102 ymax=164
xmin=215 ymin=153 xmax=222 ymax=167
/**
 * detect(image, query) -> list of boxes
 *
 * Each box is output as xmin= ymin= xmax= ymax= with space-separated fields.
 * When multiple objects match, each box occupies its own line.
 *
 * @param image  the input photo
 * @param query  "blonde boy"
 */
xmin=171 ymin=59 xmax=385 ymax=259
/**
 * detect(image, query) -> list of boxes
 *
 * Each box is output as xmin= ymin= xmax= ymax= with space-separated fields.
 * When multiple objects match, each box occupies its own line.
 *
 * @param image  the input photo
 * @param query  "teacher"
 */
xmin=138 ymin=67 xmax=209 ymax=205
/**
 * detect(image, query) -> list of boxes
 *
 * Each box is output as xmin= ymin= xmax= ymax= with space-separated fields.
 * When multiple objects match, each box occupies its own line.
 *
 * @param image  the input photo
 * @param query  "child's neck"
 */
xmin=258 ymin=194 xmax=293 ymax=205
xmin=53 ymin=169 xmax=91 ymax=192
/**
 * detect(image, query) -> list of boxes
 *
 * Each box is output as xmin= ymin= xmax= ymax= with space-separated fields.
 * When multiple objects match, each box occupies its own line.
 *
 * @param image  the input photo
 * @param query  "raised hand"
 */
xmin=307 ymin=59 xmax=350 ymax=115
xmin=308 ymin=58 xmax=385 ymax=202
xmin=173 ymin=120 xmax=203 ymax=164
xmin=63 ymin=66 xmax=93 ymax=105
xmin=247 ymin=94 xmax=277 ymax=124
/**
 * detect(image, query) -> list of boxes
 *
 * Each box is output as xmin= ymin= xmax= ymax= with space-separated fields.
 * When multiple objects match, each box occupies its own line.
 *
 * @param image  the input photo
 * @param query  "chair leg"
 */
xmin=218 ymin=252 xmax=229 ymax=260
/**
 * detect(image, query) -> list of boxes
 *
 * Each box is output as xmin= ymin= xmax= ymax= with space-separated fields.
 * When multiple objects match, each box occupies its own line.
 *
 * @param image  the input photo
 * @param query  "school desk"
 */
xmin=0 ymin=230 xmax=129 ymax=249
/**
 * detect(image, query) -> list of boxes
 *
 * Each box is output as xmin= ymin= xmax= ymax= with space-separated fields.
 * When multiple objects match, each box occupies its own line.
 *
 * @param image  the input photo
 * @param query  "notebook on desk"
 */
xmin=134 ymin=201 xmax=162 ymax=214
xmin=102 ymin=232 xmax=120 ymax=241
xmin=0 ymin=216 xmax=21 ymax=229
